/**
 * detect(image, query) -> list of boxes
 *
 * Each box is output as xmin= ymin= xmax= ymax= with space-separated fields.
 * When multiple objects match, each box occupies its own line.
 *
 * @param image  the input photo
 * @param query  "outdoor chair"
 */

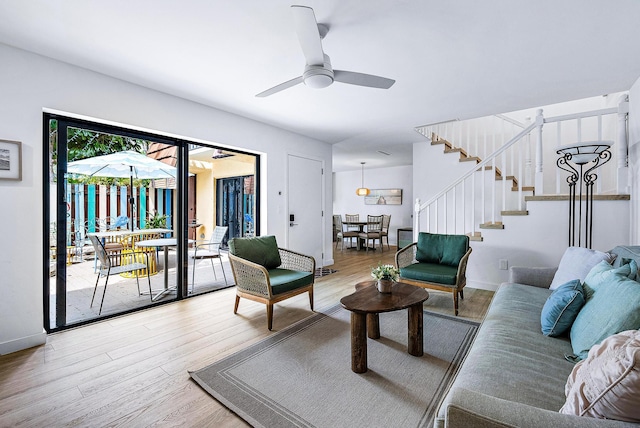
xmin=88 ymin=234 xmax=152 ymax=315
xmin=228 ymin=235 xmax=315 ymax=330
xmin=190 ymin=225 xmax=228 ymax=292
xmin=358 ymin=214 xmax=384 ymax=252
xmin=335 ymin=215 xmax=359 ymax=250
xmin=395 ymin=232 xmax=472 ymax=316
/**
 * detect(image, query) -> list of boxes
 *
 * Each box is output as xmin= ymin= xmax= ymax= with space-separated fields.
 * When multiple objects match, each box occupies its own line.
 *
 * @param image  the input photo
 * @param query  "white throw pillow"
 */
xmin=560 ymin=330 xmax=640 ymax=422
xmin=549 ymin=247 xmax=614 ymax=290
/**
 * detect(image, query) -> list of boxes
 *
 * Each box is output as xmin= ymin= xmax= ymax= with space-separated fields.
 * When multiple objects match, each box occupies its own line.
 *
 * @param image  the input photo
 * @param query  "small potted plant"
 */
xmin=371 ymin=263 xmax=400 ymax=293
xmin=146 ymin=210 xmax=167 ymax=229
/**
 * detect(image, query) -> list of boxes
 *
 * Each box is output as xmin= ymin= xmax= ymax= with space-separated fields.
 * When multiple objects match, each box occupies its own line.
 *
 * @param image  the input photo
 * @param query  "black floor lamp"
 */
xmin=556 ymin=141 xmax=612 ymax=249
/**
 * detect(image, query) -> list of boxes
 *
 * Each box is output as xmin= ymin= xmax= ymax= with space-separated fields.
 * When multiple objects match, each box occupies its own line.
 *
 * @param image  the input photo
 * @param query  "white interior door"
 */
xmin=287 ymin=154 xmax=323 ymax=268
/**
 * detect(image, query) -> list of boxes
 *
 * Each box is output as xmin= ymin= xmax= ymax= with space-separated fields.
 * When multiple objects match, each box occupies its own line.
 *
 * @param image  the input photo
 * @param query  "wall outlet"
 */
xmin=499 ymin=259 xmax=508 ymax=270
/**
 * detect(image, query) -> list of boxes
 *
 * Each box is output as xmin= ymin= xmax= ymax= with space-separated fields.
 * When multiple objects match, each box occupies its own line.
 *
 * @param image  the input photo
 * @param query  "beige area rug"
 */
xmin=190 ymin=304 xmax=478 ymax=428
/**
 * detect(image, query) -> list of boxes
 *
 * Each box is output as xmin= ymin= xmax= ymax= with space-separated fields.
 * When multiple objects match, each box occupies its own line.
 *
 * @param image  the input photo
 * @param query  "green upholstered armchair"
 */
xmin=395 ymin=232 xmax=472 ymax=316
xmin=228 ymin=235 xmax=315 ymax=330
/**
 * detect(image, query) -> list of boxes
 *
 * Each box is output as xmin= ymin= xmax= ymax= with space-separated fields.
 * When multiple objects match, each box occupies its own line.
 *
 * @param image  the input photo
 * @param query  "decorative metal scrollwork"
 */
xmin=556 ymin=142 xmax=612 ymax=249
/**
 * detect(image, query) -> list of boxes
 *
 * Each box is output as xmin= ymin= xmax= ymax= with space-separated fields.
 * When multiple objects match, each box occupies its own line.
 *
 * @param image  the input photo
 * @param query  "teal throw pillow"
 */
xmin=229 ymin=235 xmax=282 ymax=269
xmin=582 ymin=260 xmax=635 ymax=299
xmin=570 ymin=270 xmax=640 ymax=360
xmin=540 ymin=279 xmax=585 ymax=337
xmin=621 ymin=258 xmax=639 ymax=281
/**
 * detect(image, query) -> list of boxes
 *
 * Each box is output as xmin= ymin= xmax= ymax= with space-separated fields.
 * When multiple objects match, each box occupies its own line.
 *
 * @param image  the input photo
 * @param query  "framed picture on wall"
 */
xmin=0 ymin=139 xmax=22 ymax=181
xmin=365 ymin=188 xmax=402 ymax=205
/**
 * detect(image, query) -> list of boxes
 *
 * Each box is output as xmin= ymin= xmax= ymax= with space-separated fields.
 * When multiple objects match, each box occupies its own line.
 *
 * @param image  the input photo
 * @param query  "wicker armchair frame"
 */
xmin=229 ymin=247 xmax=315 ymax=330
xmin=395 ymin=243 xmax=472 ymax=316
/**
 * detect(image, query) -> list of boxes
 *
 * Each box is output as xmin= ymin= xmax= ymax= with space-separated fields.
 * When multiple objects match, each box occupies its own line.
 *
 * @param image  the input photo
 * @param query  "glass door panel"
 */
xmin=46 ymin=116 xmax=180 ymax=331
xmin=187 ymin=146 xmax=257 ymax=295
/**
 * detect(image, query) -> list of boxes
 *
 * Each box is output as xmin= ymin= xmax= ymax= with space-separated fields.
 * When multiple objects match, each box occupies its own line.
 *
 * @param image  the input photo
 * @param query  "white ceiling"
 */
xmin=1 ymin=0 xmax=640 ymax=172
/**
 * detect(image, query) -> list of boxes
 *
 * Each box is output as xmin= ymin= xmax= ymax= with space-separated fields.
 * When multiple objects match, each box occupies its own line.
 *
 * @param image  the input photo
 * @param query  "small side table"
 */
xmin=340 ymin=281 xmax=429 ymax=373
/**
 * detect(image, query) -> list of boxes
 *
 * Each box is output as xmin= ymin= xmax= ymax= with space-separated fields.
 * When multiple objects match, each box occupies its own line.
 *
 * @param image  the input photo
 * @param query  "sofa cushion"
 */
xmin=570 ymin=264 xmax=640 ymax=360
xmin=549 ymin=247 xmax=614 ymax=290
xmin=267 ymin=268 xmax=313 ymax=294
xmin=622 ymin=258 xmax=639 ymax=281
xmin=435 ymin=283 xmax=576 ymax=424
xmin=415 ymin=233 xmax=469 ymax=267
xmin=540 ymin=279 xmax=585 ymax=337
xmin=229 ymin=235 xmax=282 ymax=269
xmin=561 ymin=330 xmax=640 ymax=422
xmin=609 ymin=246 xmax=640 ymax=270
xmin=582 ymin=260 xmax=636 ymax=298
xmin=400 ymin=262 xmax=458 ymax=285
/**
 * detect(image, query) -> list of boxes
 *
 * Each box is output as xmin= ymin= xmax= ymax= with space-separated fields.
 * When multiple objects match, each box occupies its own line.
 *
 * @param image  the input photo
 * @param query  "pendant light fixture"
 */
xmin=355 ymin=162 xmax=370 ymax=196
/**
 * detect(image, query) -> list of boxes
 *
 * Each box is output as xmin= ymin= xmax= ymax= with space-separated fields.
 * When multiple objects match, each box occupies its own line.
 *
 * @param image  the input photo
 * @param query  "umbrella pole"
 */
xmin=129 ymin=167 xmax=135 ymax=231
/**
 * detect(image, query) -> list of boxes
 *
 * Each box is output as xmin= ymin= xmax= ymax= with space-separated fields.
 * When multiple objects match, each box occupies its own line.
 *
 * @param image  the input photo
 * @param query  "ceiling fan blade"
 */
xmin=334 ymin=70 xmax=395 ymax=89
xmin=255 ymin=76 xmax=304 ymax=98
xmin=291 ymin=5 xmax=325 ymax=66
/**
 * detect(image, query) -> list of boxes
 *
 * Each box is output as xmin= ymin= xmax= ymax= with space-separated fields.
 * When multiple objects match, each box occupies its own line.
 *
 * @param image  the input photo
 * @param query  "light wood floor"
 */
xmin=0 ymin=245 xmax=493 ymax=427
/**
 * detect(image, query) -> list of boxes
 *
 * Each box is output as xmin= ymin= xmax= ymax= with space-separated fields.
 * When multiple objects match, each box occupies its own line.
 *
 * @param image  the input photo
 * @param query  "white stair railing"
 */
xmin=413 ymin=99 xmax=629 ymax=241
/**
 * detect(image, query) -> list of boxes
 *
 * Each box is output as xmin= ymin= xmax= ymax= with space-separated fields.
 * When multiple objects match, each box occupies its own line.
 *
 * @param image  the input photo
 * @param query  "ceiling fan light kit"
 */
xmin=303 ymin=55 xmax=334 ymax=88
xmin=256 ymin=5 xmax=395 ymax=97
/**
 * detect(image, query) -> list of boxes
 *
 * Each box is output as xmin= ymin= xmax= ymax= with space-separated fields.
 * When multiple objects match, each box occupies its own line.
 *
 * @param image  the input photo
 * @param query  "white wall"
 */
xmin=333 ymin=165 xmax=413 ymax=245
xmin=629 ymin=76 xmax=640 ymax=244
xmin=468 ymin=199 xmax=630 ymax=290
xmin=0 ymin=43 xmax=333 ymax=354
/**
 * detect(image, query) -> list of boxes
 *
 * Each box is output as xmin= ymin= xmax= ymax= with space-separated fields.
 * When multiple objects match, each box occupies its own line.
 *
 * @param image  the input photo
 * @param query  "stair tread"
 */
xmin=460 ymin=156 xmax=480 ymax=162
xmin=501 ymin=210 xmax=529 ymax=215
xmin=511 ymin=186 xmax=534 ymax=192
xmin=479 ymin=222 xmax=505 ymax=229
xmin=526 ymin=194 xmax=630 ymax=201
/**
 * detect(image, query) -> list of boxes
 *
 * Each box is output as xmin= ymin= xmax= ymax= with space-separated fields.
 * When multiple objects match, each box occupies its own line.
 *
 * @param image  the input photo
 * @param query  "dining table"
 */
xmin=343 ymin=220 xmax=372 ymax=251
xmin=136 ymin=237 xmax=194 ymax=300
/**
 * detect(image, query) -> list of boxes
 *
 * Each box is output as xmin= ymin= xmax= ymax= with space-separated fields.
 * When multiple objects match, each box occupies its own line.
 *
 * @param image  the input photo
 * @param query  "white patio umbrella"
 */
xmin=67 ymin=150 xmax=177 ymax=231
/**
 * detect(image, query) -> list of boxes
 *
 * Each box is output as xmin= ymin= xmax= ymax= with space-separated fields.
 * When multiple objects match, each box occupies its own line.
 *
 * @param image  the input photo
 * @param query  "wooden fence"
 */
xmin=66 ymin=183 xmax=173 ymax=244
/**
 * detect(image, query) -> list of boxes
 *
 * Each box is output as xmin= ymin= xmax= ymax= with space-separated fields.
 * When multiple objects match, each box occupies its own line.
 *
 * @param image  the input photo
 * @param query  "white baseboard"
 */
xmin=467 ymin=280 xmax=499 ymax=292
xmin=0 ymin=330 xmax=47 ymax=355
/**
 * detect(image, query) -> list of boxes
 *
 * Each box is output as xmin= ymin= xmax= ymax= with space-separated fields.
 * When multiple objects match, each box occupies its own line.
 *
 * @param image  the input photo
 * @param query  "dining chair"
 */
xmin=381 ymin=214 xmax=391 ymax=251
xmin=344 ymin=214 xmax=360 ymax=232
xmin=334 ymin=215 xmax=359 ymax=250
xmin=358 ymin=215 xmax=384 ymax=252
xmin=332 ymin=215 xmax=341 ymax=243
xmin=190 ymin=225 xmax=229 ymax=292
xmin=88 ymin=235 xmax=151 ymax=315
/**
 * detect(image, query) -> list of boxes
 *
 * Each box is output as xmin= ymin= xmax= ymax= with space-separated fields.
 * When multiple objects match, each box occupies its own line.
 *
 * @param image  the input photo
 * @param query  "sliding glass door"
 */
xmin=45 ymin=115 xmax=186 ymax=331
xmin=44 ymin=113 xmax=259 ymax=332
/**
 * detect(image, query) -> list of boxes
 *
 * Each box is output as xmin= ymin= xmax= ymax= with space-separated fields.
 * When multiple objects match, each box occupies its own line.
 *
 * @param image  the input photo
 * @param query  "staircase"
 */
xmin=412 ymin=95 xmax=630 ymax=243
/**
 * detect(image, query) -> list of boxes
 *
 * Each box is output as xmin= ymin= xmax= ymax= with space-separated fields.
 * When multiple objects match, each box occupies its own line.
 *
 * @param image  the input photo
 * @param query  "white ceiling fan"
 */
xmin=256 ymin=5 xmax=396 ymax=97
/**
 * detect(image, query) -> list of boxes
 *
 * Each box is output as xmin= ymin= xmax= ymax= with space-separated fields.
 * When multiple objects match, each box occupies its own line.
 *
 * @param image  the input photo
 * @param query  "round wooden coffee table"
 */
xmin=340 ymin=281 xmax=429 ymax=373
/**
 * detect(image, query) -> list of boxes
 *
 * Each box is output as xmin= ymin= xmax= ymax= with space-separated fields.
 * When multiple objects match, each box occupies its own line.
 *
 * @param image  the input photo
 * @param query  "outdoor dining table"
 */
xmin=136 ymin=237 xmax=194 ymax=300
xmin=90 ymin=228 xmax=173 ymax=243
xmin=89 ymin=228 xmax=173 ymax=274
